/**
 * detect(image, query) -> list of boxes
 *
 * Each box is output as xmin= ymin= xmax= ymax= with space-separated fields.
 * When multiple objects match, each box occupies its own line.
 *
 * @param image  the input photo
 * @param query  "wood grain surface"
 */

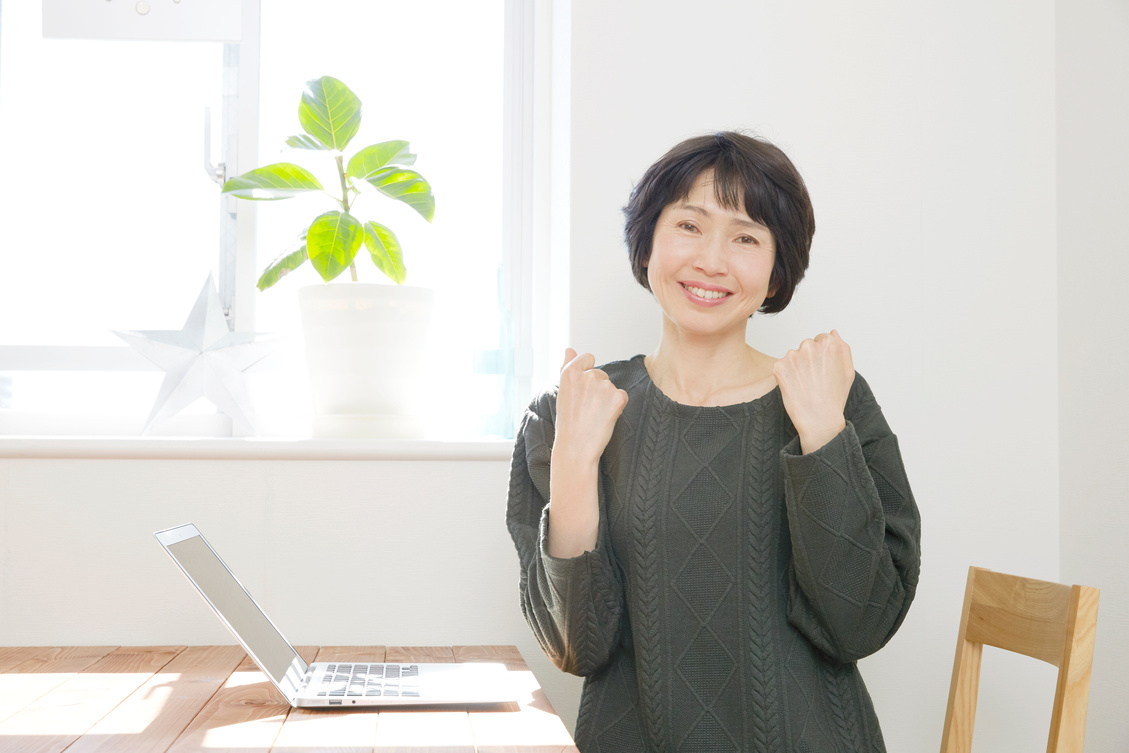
xmin=0 ymin=646 xmax=577 ymax=753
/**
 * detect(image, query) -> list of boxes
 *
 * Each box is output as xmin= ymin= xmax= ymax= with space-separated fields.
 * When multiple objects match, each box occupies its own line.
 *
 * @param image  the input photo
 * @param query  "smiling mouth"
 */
xmin=681 ymin=283 xmax=731 ymax=300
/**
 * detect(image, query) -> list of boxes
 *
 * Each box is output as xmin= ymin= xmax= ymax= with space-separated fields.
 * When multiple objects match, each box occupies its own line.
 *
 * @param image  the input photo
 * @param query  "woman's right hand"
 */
xmin=546 ymin=349 xmax=628 ymax=558
xmin=554 ymin=348 xmax=629 ymax=464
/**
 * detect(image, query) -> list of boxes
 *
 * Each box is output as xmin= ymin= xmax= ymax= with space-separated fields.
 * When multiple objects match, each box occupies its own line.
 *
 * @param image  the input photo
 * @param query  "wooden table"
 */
xmin=0 ymin=645 xmax=579 ymax=752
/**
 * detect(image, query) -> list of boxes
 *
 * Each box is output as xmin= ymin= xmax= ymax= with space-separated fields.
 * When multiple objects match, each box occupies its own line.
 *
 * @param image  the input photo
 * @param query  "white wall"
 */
xmin=1057 ymin=1 xmax=1129 ymax=752
xmin=0 ymin=2 xmax=1125 ymax=751
xmin=0 ymin=458 xmax=514 ymax=647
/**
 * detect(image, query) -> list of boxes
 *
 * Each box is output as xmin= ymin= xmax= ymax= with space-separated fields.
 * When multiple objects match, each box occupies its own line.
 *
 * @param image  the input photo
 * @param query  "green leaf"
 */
xmin=346 ymin=141 xmax=417 ymax=180
xmin=285 ymin=134 xmax=330 ymax=151
xmin=363 ymin=168 xmax=436 ymax=221
xmin=256 ymin=244 xmax=309 ymax=291
xmin=364 ymin=221 xmax=406 ymax=284
xmin=222 ymin=163 xmax=324 ymax=200
xmin=299 ymin=76 xmax=362 ymax=152
xmin=306 ymin=211 xmax=364 ymax=282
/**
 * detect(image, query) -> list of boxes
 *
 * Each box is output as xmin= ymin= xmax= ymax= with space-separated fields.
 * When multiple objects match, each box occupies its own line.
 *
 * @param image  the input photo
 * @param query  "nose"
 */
xmin=693 ymin=235 xmax=727 ymax=276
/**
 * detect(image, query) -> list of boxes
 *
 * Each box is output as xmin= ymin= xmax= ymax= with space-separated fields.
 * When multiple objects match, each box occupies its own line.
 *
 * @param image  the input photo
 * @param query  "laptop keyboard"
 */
xmin=315 ymin=663 xmax=421 ymax=698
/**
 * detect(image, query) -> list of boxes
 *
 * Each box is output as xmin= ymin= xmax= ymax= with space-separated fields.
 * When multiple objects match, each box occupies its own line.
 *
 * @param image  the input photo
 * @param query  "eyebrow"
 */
xmin=677 ymin=203 xmax=768 ymax=231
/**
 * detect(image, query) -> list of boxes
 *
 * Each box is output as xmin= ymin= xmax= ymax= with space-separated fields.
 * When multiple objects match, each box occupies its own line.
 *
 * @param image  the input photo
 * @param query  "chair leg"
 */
xmin=940 ymin=638 xmax=982 ymax=753
xmin=1046 ymin=585 xmax=1100 ymax=753
xmin=941 ymin=567 xmax=983 ymax=753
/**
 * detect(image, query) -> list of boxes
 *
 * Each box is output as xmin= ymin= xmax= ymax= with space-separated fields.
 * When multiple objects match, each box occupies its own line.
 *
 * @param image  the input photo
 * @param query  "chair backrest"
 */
xmin=940 ymin=566 xmax=1100 ymax=753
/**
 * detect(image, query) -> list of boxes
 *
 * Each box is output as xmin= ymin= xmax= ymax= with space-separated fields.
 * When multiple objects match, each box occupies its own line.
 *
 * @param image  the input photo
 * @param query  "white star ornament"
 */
xmin=113 ymin=276 xmax=281 ymax=436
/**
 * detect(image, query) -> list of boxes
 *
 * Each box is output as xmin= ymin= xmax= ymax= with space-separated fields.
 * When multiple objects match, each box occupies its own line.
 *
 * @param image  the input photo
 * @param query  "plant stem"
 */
xmin=338 ymin=154 xmax=358 ymax=281
xmin=336 ymin=154 xmax=350 ymax=212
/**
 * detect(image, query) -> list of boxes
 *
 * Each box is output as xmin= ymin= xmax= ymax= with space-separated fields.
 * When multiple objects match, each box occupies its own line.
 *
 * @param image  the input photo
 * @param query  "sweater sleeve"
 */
xmin=782 ymin=373 xmax=921 ymax=663
xmin=505 ymin=389 xmax=627 ymax=677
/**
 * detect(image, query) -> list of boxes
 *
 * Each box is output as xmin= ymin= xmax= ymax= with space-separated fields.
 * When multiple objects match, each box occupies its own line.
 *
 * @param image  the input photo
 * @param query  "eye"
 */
xmin=678 ymin=221 xmax=699 ymax=232
xmin=736 ymin=235 xmax=758 ymax=245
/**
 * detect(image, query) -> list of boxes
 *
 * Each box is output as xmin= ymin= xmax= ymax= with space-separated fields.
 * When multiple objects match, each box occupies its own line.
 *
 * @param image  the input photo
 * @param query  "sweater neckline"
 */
xmin=625 ymin=354 xmax=781 ymax=418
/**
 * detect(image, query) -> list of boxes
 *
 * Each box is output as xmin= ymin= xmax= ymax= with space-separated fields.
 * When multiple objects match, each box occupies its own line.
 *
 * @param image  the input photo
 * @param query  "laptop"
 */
xmin=155 ymin=523 xmax=516 ymax=708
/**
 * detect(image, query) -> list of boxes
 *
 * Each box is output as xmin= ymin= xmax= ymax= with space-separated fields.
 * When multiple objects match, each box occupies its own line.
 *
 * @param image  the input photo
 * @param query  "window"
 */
xmin=0 ymin=0 xmax=543 ymax=441
xmin=0 ymin=0 xmax=225 ymax=431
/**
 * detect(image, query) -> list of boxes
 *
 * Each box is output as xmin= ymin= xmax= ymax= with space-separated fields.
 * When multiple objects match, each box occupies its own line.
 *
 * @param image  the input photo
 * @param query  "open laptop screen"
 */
xmin=157 ymin=525 xmax=302 ymax=687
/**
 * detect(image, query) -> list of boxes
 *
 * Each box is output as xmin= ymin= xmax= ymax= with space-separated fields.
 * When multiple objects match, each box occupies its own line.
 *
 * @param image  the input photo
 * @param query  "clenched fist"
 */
xmin=547 ymin=348 xmax=629 ymax=558
xmin=773 ymin=330 xmax=855 ymax=454
xmin=554 ymin=348 xmax=629 ymax=465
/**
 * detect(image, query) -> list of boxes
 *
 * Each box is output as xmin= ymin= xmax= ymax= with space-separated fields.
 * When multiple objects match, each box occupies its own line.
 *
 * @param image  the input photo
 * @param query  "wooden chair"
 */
xmin=940 ymin=566 xmax=1100 ymax=753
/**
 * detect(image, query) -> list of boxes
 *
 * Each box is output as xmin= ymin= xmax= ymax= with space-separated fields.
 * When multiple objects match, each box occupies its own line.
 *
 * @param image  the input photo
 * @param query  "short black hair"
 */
xmin=623 ymin=131 xmax=815 ymax=314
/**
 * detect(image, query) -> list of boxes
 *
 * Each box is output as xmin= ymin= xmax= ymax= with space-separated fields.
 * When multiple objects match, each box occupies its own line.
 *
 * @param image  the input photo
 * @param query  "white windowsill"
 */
xmin=0 ymin=436 xmax=515 ymax=461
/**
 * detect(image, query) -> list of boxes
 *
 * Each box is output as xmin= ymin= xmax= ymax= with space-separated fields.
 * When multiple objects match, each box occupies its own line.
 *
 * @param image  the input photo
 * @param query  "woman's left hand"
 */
xmin=773 ymin=330 xmax=855 ymax=454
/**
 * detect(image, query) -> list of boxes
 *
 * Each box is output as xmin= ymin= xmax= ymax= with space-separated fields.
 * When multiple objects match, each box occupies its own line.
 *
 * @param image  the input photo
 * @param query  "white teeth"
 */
xmin=683 ymin=284 xmax=729 ymax=300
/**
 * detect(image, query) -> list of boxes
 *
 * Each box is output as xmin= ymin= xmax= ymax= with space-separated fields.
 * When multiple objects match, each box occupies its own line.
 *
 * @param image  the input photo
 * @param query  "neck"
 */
xmin=645 ymin=321 xmax=774 ymax=406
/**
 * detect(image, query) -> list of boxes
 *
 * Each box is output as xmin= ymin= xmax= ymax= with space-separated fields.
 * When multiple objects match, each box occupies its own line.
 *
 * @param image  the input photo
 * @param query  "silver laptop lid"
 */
xmin=155 ymin=523 xmax=307 ymax=704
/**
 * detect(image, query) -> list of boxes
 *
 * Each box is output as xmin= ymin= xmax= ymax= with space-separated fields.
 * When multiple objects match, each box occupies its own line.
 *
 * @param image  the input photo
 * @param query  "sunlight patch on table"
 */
xmin=0 ymin=672 xmax=155 ymax=735
xmin=201 ymin=716 xmax=287 ymax=748
xmin=224 ymin=670 xmax=272 ymax=689
xmin=92 ymin=677 xmax=176 ymax=734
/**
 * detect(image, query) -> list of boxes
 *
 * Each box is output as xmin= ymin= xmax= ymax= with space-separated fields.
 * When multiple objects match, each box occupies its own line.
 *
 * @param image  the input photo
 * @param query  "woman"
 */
xmin=506 ymin=131 xmax=921 ymax=752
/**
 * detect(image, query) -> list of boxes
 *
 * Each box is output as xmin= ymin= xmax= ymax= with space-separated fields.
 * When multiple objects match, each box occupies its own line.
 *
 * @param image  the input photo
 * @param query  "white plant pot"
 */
xmin=298 ymin=283 xmax=434 ymax=438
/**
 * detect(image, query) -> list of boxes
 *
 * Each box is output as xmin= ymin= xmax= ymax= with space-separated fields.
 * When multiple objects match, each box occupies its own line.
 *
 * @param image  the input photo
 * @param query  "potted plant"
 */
xmin=222 ymin=75 xmax=437 ymax=438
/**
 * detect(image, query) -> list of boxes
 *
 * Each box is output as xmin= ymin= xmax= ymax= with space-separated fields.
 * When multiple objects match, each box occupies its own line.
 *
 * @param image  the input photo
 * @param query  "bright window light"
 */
xmin=0 ymin=0 xmax=514 ymax=439
xmin=0 ymin=0 xmax=225 ymax=420
xmin=249 ymin=0 xmax=508 ymax=439
xmin=0 ymin=3 xmax=224 ymax=347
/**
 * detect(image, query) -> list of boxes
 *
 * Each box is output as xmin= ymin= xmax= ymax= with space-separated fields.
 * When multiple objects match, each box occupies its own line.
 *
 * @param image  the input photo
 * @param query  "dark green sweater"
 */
xmin=507 ymin=355 xmax=921 ymax=752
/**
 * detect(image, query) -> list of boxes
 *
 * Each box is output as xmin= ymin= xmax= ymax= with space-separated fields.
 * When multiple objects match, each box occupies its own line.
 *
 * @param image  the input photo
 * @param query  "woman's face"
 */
xmin=646 ymin=170 xmax=777 ymax=340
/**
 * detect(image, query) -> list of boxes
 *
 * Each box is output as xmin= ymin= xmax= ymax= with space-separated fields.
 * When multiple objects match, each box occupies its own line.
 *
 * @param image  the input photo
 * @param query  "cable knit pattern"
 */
xmin=506 ymin=355 xmax=921 ymax=752
xmin=745 ymin=404 xmax=783 ymax=751
xmin=632 ymin=402 xmax=673 ymax=752
xmin=825 ymin=661 xmax=863 ymax=752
